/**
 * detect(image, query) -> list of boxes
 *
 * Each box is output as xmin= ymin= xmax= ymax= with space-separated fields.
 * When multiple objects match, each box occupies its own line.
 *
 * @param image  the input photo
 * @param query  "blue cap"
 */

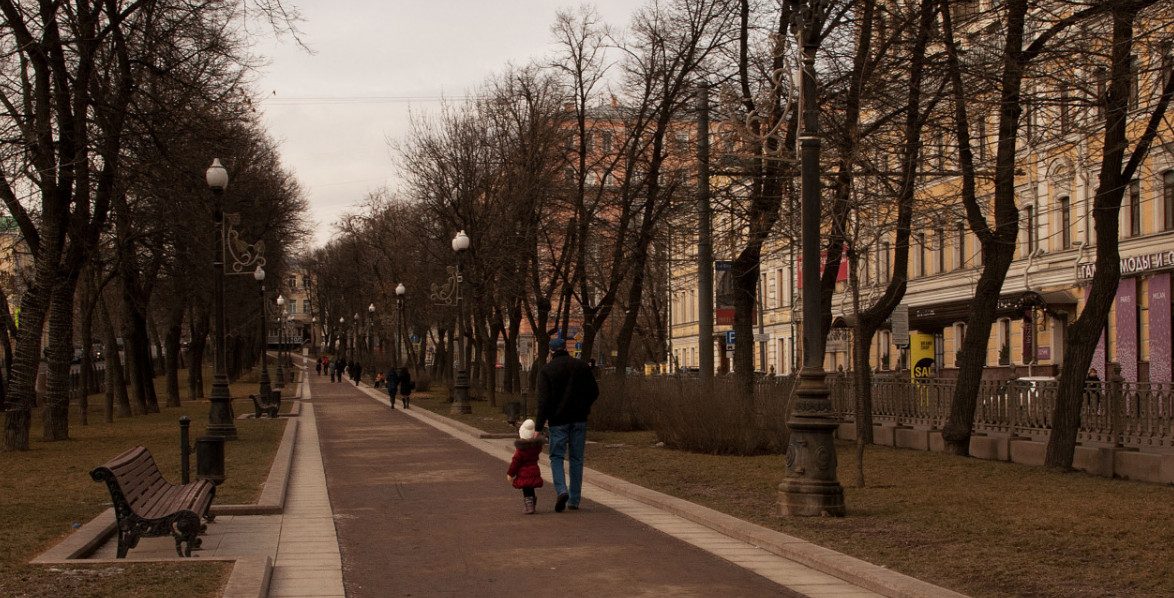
xmin=549 ymin=337 xmax=566 ymax=351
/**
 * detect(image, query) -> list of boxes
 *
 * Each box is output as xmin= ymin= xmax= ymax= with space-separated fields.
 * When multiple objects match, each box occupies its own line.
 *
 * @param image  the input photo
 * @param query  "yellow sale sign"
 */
xmin=910 ymin=332 xmax=935 ymax=382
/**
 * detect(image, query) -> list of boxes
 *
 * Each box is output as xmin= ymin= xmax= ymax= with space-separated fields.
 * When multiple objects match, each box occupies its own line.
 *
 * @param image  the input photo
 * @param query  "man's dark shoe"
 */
xmin=568 ymin=503 xmax=579 ymax=511
xmin=555 ymin=493 xmax=569 ymax=513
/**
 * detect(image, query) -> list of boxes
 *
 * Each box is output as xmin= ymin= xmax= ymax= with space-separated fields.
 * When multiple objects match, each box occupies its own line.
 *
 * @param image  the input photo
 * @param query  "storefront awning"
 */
xmin=910 ymin=290 xmax=1057 ymax=328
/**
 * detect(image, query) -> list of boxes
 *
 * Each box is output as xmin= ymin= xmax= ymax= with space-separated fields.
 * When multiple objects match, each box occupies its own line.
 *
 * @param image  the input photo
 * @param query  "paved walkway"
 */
xmin=308 ymin=372 xmax=883 ymax=597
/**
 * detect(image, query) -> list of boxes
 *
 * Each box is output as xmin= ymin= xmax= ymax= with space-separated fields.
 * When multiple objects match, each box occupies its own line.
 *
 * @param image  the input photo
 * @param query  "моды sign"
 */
xmin=1077 ymin=250 xmax=1174 ymax=280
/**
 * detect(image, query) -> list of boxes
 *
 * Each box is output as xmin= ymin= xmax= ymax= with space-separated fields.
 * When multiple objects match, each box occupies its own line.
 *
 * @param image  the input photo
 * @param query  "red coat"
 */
xmin=507 ymin=438 xmax=544 ymax=489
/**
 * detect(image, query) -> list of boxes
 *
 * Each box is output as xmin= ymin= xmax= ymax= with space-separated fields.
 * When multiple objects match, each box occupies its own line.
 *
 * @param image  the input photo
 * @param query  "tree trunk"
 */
xmin=100 ymin=297 xmax=133 ymax=417
xmin=188 ymin=308 xmax=209 ymax=400
xmin=164 ymin=305 xmax=183 ymax=407
xmin=4 ymin=254 xmax=56 ymax=450
xmin=77 ymin=274 xmax=97 ymax=426
xmin=1046 ymin=3 xmax=1171 ymax=469
xmin=43 ymin=279 xmax=78 ymax=440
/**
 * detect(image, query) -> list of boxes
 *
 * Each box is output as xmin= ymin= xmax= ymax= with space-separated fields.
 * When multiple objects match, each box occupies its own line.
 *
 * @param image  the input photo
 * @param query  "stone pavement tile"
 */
xmin=268 ymin=574 xmax=345 ymax=597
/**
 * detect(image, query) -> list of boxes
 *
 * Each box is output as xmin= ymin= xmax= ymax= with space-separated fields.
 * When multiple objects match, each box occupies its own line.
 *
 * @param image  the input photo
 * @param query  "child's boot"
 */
xmin=523 ymin=495 xmax=536 ymax=514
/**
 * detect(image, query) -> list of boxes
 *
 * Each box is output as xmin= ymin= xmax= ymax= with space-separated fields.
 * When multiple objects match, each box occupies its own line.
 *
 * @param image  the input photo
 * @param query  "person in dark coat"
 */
xmin=507 ymin=419 xmax=544 ymax=514
xmin=353 ymin=362 xmax=363 ymax=386
xmin=397 ymin=367 xmax=413 ymax=409
xmin=535 ymin=337 xmax=599 ymax=512
xmin=385 ymin=367 xmax=400 ymax=407
xmin=333 ymin=358 xmax=346 ymax=383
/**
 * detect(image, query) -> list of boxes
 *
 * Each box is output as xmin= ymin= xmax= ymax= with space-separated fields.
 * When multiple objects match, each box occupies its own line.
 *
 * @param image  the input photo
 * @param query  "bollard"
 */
xmin=195 ymin=435 xmax=226 ymax=486
xmin=179 ymin=416 xmax=191 ymax=484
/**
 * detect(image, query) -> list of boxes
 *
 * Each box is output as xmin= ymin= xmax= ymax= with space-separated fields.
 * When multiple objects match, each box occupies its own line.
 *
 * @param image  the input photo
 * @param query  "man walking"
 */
xmin=535 ymin=338 xmax=599 ymax=512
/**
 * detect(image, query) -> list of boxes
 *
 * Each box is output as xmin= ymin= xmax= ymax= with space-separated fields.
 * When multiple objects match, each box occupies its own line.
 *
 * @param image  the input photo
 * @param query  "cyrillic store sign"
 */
xmin=1077 ymin=251 xmax=1174 ymax=280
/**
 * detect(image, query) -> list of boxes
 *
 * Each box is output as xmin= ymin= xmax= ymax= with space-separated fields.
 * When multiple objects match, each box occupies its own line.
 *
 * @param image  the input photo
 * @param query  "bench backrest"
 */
xmin=91 ymin=446 xmax=169 ymax=520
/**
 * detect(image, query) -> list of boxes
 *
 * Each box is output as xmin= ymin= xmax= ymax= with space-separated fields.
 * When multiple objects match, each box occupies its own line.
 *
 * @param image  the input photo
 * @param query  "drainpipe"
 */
xmin=1024 ymin=246 xmax=1043 ymax=377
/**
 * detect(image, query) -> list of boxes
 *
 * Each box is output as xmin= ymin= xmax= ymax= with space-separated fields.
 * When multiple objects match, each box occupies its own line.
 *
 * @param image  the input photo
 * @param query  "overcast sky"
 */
xmin=250 ymin=1 xmax=638 ymax=247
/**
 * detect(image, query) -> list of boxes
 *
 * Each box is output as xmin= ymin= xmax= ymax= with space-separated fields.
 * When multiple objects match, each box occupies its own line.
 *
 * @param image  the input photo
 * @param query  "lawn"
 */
xmin=409 ymin=388 xmax=519 ymax=435
xmin=0 ymin=374 xmax=287 ymax=598
xmin=422 ymin=396 xmax=1174 ymax=597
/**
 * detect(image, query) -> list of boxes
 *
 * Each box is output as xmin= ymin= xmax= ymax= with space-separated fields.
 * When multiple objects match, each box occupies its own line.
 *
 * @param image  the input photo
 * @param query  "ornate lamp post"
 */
xmin=254 ymin=266 xmax=272 ymax=401
xmin=275 ymin=295 xmax=286 ymax=391
xmin=352 ymin=312 xmax=360 ymax=364
xmin=338 ymin=316 xmax=345 ymax=356
xmin=779 ymin=1 xmax=845 ymax=517
xmin=311 ymin=316 xmax=318 ymax=356
xmin=205 ymin=159 xmax=238 ymax=440
xmin=432 ymin=230 xmax=471 ymax=414
xmin=395 ymin=283 xmax=406 ymax=370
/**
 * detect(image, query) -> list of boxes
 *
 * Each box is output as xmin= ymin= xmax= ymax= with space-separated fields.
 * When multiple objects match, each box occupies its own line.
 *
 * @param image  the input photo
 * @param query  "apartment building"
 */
xmin=670 ymin=8 xmax=1173 ymax=382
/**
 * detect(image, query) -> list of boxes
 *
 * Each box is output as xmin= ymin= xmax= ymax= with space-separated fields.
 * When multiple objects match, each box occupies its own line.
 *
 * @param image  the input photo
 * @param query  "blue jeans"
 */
xmin=548 ymin=422 xmax=587 ymax=505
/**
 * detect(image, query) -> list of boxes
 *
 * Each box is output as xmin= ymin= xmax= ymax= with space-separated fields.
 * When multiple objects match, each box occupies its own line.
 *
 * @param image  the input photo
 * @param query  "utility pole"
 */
xmin=697 ymin=84 xmax=714 ymax=382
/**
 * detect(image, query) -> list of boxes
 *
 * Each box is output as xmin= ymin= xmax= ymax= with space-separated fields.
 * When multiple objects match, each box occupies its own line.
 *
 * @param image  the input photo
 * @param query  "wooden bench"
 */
xmin=90 ymin=446 xmax=215 ymax=557
xmin=250 ymin=391 xmax=281 ymax=418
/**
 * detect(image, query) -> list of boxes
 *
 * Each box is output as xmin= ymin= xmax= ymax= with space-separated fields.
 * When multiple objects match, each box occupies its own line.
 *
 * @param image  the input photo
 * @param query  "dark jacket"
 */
xmin=535 ymin=350 xmax=599 ymax=430
xmin=386 ymin=369 xmax=399 ymax=395
xmin=398 ymin=369 xmax=413 ymax=395
xmin=507 ymin=438 xmax=544 ymax=489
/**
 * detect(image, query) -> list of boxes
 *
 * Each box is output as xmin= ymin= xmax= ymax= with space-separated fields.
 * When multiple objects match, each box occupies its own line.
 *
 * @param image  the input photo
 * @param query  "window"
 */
xmin=881 ymin=241 xmax=891 ymax=282
xmin=1165 ymin=170 xmax=1174 ymax=231
xmin=935 ymin=228 xmax=945 ymax=274
xmin=1059 ymin=196 xmax=1071 ymax=249
xmin=303 ymin=300 xmax=311 ymax=314
xmin=956 ymin=221 xmax=967 ymax=269
xmin=917 ymin=233 xmax=927 ymax=277
xmin=1129 ymin=55 xmax=1139 ymax=110
xmin=1023 ymin=101 xmax=1034 ymax=142
xmin=1129 ymin=179 xmax=1141 ymax=237
xmin=602 ymin=131 xmax=614 ymax=153
xmin=999 ymin=318 xmax=1012 ymax=365
xmin=954 ymin=323 xmax=967 ymax=366
xmin=1095 ymin=67 xmax=1107 ymax=118
xmin=1059 ymin=86 xmax=1071 ymax=134
xmin=1161 ymin=42 xmax=1173 ymax=96
xmin=1025 ymin=205 xmax=1036 ymax=254
xmin=975 ymin=117 xmax=986 ymax=160
xmin=287 ymin=276 xmax=297 ymax=289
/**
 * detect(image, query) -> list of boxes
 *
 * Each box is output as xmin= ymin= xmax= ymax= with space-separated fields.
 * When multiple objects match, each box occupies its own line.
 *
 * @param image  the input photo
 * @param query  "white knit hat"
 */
xmin=518 ymin=419 xmax=537 ymax=440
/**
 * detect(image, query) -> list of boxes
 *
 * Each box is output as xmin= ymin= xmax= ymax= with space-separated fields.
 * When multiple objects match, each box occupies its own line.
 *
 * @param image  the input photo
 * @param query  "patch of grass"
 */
xmin=586 ymin=430 xmax=1174 ymax=598
xmin=0 ymin=375 xmax=286 ymax=598
xmin=410 ymin=388 xmax=520 ymax=435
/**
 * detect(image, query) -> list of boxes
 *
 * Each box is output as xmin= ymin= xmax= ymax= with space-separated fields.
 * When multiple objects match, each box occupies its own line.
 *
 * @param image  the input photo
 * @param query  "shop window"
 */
xmin=954 ymin=323 xmax=966 ymax=366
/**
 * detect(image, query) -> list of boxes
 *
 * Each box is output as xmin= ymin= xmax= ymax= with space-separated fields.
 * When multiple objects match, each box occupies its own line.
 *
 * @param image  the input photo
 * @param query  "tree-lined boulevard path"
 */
xmin=306 ymin=371 xmax=883 ymax=597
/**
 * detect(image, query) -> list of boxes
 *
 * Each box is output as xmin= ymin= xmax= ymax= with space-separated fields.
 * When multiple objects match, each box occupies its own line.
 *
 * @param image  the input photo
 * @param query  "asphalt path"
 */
xmin=309 ymin=376 xmax=793 ymax=597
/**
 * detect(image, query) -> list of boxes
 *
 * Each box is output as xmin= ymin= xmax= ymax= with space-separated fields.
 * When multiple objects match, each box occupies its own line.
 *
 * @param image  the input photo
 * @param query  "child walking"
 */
xmin=507 ymin=419 xmax=544 ymax=514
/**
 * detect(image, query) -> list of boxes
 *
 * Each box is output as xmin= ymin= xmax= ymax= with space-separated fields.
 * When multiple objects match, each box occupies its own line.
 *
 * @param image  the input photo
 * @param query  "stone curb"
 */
xmin=213 ymin=418 xmax=299 ymax=516
xmin=358 ymin=385 xmax=966 ymax=598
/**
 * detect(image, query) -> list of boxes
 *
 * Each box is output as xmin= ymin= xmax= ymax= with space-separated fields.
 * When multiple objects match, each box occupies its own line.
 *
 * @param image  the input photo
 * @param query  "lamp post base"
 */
xmin=450 ymin=367 xmax=472 ymax=415
xmin=207 ymin=375 xmax=238 ymax=441
xmin=779 ymin=366 xmax=844 ymax=517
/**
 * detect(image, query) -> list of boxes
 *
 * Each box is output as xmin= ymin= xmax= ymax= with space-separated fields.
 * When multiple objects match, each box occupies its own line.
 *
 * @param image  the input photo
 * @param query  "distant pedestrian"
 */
xmin=374 ymin=372 xmax=385 ymax=389
xmin=315 ymin=360 xmax=322 ymax=376
xmin=507 ymin=419 xmax=544 ymax=515
xmin=535 ymin=337 xmax=599 ymax=512
xmin=321 ymin=356 xmax=330 ymax=377
xmin=354 ymin=362 xmax=364 ymax=386
xmin=396 ymin=367 xmax=413 ymax=409
xmin=333 ymin=358 xmax=346 ymax=383
xmin=1087 ymin=367 xmax=1103 ymax=414
xmin=385 ymin=367 xmax=400 ymax=407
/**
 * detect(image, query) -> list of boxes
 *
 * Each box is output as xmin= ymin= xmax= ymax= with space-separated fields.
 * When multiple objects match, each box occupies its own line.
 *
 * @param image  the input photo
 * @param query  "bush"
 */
xmin=643 ymin=376 xmax=792 ymax=455
xmin=591 ymin=376 xmax=656 ymax=432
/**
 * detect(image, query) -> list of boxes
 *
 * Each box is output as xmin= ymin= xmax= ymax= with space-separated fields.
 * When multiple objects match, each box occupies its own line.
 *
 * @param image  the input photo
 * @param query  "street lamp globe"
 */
xmin=395 ymin=283 xmax=406 ymax=296
xmin=368 ymin=303 xmax=375 ymax=314
xmin=353 ymin=312 xmax=359 ymax=322
xmin=452 ymin=230 xmax=470 ymax=252
xmin=253 ymin=265 xmax=265 ymax=282
xmin=339 ymin=316 xmax=344 ymax=325
xmin=276 ymin=294 xmax=285 ymax=307
xmin=205 ymin=158 xmax=229 ymax=191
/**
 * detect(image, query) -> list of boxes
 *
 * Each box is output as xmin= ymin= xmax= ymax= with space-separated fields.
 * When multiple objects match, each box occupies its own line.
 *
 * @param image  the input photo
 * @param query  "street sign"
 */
xmin=753 ymin=332 xmax=770 ymax=342
xmin=715 ymin=260 xmax=733 ymax=272
xmin=891 ymin=304 xmax=910 ymax=348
